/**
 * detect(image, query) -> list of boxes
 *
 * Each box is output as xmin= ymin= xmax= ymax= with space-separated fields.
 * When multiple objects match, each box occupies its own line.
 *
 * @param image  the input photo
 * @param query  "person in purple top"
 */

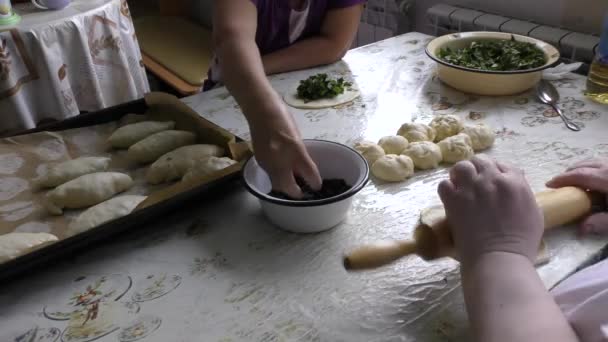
xmin=212 ymin=0 xmax=366 ymax=198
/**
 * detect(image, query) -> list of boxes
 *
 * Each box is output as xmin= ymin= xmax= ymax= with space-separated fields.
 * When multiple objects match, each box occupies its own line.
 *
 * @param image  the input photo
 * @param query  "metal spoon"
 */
xmin=536 ymin=80 xmax=581 ymax=131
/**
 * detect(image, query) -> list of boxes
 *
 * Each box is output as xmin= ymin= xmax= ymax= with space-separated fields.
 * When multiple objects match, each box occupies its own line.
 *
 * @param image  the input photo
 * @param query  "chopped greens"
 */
xmin=296 ymin=73 xmax=352 ymax=102
xmin=437 ymin=37 xmax=547 ymax=71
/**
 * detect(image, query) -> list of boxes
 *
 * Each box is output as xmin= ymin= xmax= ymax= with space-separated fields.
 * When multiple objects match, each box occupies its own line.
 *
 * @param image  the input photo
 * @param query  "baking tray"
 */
xmin=0 ymin=92 xmax=251 ymax=282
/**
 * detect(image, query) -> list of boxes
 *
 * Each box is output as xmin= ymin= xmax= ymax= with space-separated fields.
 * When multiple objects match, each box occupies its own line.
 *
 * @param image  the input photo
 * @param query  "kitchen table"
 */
xmin=2 ymin=31 xmax=607 ymax=342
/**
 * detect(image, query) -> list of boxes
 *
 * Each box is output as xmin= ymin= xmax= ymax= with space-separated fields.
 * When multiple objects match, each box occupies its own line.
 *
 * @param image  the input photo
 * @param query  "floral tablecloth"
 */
xmin=0 ymin=0 xmax=149 ymax=134
xmin=2 ymin=32 xmax=608 ymax=342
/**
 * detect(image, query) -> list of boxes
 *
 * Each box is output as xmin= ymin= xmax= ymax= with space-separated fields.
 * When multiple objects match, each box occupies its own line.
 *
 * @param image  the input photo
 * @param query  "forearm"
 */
xmin=215 ymin=37 xmax=284 ymax=128
xmin=262 ymin=36 xmax=349 ymax=75
xmin=461 ymin=252 xmax=578 ymax=342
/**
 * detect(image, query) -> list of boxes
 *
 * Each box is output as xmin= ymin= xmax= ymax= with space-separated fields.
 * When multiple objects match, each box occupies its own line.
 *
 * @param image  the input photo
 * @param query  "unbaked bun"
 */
xmin=401 ymin=141 xmax=443 ymax=170
xmin=371 ymin=154 xmax=414 ymax=182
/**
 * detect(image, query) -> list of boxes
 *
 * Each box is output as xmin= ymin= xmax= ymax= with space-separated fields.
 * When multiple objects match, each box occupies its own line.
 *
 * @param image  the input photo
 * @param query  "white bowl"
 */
xmin=426 ymin=31 xmax=560 ymax=96
xmin=243 ymin=140 xmax=369 ymax=233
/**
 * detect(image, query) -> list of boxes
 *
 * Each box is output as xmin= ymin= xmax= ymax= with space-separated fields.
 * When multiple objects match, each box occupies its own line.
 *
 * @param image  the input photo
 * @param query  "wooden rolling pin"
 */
xmin=344 ymin=186 xmax=604 ymax=271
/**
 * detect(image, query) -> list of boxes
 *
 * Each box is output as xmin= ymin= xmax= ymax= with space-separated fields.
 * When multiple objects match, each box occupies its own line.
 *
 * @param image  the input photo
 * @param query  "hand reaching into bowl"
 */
xmin=547 ymin=158 xmax=608 ymax=235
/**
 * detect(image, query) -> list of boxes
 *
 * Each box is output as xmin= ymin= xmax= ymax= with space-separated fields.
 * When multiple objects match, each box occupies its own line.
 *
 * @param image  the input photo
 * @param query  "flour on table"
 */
xmin=0 ymin=153 xmax=24 ymax=175
xmin=0 ymin=201 xmax=35 ymax=222
xmin=0 ymin=177 xmax=29 ymax=201
xmin=35 ymin=138 xmax=67 ymax=161
xmin=14 ymin=221 xmax=51 ymax=233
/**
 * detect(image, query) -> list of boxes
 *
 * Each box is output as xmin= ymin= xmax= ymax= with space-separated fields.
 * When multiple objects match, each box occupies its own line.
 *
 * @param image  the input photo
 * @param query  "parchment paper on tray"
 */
xmin=0 ymin=93 xmax=252 ymax=242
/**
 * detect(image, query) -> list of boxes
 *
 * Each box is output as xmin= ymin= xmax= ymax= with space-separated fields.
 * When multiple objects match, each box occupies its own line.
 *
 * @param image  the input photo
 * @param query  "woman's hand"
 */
xmin=438 ymin=155 xmax=544 ymax=266
xmin=249 ymin=104 xmax=322 ymax=199
xmin=547 ymin=158 xmax=608 ymax=235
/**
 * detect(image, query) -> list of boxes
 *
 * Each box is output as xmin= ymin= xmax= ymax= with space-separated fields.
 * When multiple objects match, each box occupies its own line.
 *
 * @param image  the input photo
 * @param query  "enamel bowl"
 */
xmin=426 ymin=31 xmax=560 ymax=96
xmin=243 ymin=140 xmax=369 ymax=234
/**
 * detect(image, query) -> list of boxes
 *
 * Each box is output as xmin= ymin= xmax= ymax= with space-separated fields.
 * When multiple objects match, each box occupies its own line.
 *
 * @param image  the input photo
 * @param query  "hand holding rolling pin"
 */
xmin=438 ymin=156 xmax=543 ymax=265
xmin=547 ymin=158 xmax=608 ymax=236
xmin=343 ymin=156 xmax=607 ymax=271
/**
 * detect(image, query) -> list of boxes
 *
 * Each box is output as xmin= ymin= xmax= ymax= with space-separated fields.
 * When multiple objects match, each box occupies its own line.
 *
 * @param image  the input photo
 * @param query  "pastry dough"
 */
xmin=182 ymin=157 xmax=237 ymax=183
xmin=0 ymin=232 xmax=58 ymax=263
xmin=397 ymin=123 xmax=436 ymax=143
xmin=127 ymin=130 xmax=197 ymax=164
xmin=146 ymin=144 xmax=225 ymax=184
xmin=108 ymin=121 xmax=175 ymax=148
xmin=45 ymin=172 xmax=133 ymax=215
xmin=371 ymin=154 xmax=414 ymax=182
xmin=354 ymin=141 xmax=385 ymax=165
xmin=67 ymin=195 xmax=147 ymax=237
xmin=378 ymin=135 xmax=409 ymax=155
xmin=437 ymin=133 xmax=474 ymax=164
xmin=430 ymin=115 xmax=463 ymax=142
xmin=36 ymin=157 xmax=111 ymax=188
xmin=461 ymin=123 xmax=496 ymax=151
xmin=401 ymin=141 xmax=443 ymax=170
xmin=283 ymin=83 xmax=360 ymax=109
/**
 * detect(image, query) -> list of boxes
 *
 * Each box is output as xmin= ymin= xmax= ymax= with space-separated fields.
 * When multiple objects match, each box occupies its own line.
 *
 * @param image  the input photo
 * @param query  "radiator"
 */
xmin=354 ymin=0 xmax=413 ymax=48
xmin=426 ymin=4 xmax=600 ymax=64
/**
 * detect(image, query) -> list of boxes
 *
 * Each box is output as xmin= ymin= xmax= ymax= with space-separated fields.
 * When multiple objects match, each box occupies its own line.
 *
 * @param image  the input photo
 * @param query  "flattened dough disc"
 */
xmin=283 ymin=83 xmax=360 ymax=109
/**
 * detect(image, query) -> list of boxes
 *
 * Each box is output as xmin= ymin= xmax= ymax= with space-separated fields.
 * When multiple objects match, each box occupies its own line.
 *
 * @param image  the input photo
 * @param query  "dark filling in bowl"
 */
xmin=269 ymin=178 xmax=352 ymax=201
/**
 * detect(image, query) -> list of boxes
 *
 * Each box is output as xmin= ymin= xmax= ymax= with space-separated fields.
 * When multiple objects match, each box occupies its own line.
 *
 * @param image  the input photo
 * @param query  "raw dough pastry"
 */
xmin=430 ymin=115 xmax=463 ymax=142
xmin=45 ymin=172 xmax=133 ymax=215
xmin=461 ymin=123 xmax=496 ymax=151
xmin=378 ymin=135 xmax=409 ymax=155
xmin=182 ymin=157 xmax=238 ymax=183
xmin=397 ymin=123 xmax=436 ymax=143
xmin=0 ymin=232 xmax=58 ymax=263
xmin=108 ymin=121 xmax=175 ymax=148
xmin=127 ymin=130 xmax=197 ymax=164
xmin=36 ymin=157 xmax=111 ymax=189
xmin=67 ymin=195 xmax=147 ymax=237
xmin=283 ymin=83 xmax=360 ymax=109
xmin=437 ymin=133 xmax=474 ymax=164
xmin=353 ymin=141 xmax=385 ymax=165
xmin=371 ymin=154 xmax=414 ymax=182
xmin=401 ymin=141 xmax=443 ymax=170
xmin=146 ymin=144 xmax=225 ymax=184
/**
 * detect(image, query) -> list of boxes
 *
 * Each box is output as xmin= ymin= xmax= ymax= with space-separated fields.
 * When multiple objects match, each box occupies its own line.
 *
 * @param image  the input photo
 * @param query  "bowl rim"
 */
xmin=425 ymin=31 xmax=561 ymax=75
xmin=242 ymin=139 xmax=370 ymax=207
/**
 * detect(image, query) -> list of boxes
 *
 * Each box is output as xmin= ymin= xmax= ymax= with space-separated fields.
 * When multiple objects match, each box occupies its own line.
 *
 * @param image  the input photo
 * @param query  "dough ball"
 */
xmin=354 ymin=141 xmax=385 ymax=165
xmin=182 ymin=157 xmax=237 ymax=183
xmin=401 ymin=141 xmax=443 ymax=170
xmin=371 ymin=154 xmax=414 ymax=182
xmin=378 ymin=135 xmax=409 ymax=155
xmin=437 ymin=133 xmax=474 ymax=164
xmin=397 ymin=123 xmax=436 ymax=143
xmin=430 ymin=115 xmax=463 ymax=142
xmin=461 ymin=123 xmax=496 ymax=151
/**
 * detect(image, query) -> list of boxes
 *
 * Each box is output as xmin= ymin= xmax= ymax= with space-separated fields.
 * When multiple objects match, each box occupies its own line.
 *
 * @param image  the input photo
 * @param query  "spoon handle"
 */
xmin=552 ymin=104 xmax=581 ymax=132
